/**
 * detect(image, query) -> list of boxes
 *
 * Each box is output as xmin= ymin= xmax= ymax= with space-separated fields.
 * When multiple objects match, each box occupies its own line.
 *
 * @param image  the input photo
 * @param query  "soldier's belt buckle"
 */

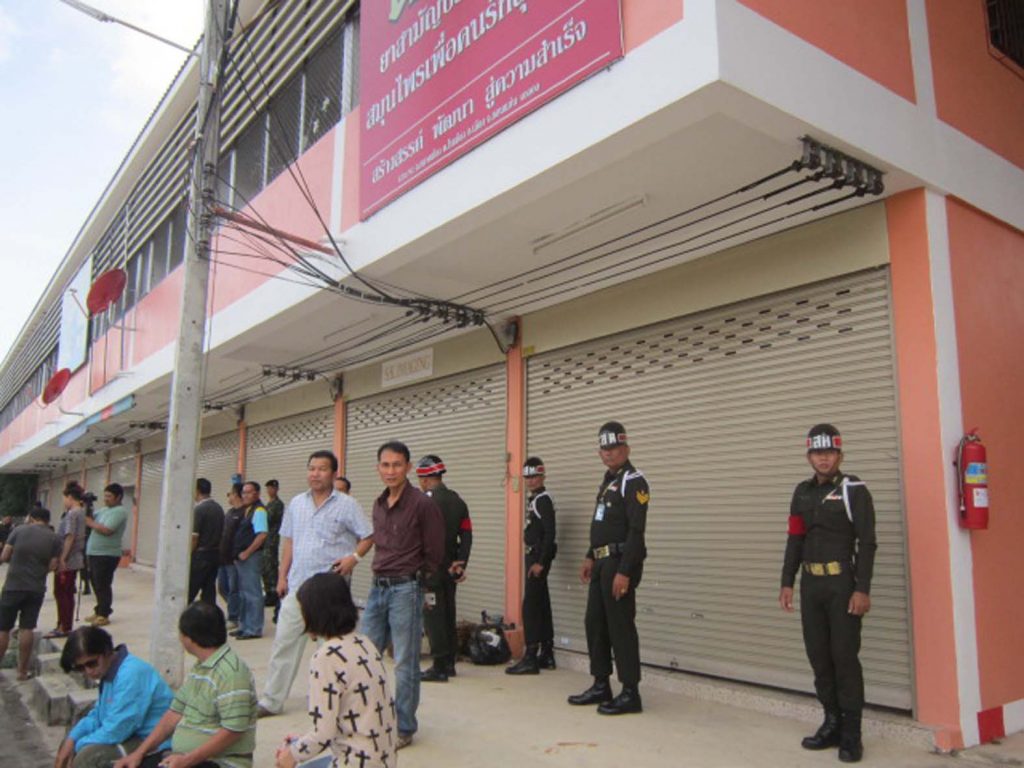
xmin=804 ymin=561 xmax=842 ymax=576
xmin=593 ymin=545 xmax=611 ymax=559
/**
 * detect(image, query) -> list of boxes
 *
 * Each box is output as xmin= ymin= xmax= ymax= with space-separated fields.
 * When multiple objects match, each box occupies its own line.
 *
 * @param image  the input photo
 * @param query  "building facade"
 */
xmin=1 ymin=0 xmax=1022 ymax=750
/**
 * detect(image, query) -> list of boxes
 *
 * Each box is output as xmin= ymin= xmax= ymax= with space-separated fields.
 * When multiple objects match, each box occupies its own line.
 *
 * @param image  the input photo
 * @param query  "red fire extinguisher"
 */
xmin=955 ymin=430 xmax=989 ymax=530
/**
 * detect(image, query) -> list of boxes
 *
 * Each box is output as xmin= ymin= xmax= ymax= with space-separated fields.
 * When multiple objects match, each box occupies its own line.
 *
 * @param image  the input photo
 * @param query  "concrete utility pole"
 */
xmin=150 ymin=0 xmax=230 ymax=685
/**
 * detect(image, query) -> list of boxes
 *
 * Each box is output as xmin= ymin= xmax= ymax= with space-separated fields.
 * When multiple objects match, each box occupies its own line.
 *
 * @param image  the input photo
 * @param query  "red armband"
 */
xmin=787 ymin=515 xmax=806 ymax=535
xmin=459 ymin=518 xmax=473 ymax=532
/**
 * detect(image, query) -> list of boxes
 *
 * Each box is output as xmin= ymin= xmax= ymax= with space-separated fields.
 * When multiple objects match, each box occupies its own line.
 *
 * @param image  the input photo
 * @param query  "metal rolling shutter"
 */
xmin=195 ymin=431 xmax=240 ymax=500
xmin=110 ymin=458 xmax=136 ymax=488
xmin=85 ymin=464 xmax=107 ymax=495
xmin=110 ymin=458 xmax=138 ymax=551
xmin=244 ymin=408 xmax=335 ymax=506
xmin=526 ymin=268 xmax=911 ymax=709
xmin=345 ymin=366 xmax=507 ymax=619
xmin=137 ymin=451 xmax=165 ymax=566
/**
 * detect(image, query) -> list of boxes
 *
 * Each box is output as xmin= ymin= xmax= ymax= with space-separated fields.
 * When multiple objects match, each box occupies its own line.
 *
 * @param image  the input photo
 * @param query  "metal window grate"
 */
xmin=987 ymin=0 xmax=1024 ymax=68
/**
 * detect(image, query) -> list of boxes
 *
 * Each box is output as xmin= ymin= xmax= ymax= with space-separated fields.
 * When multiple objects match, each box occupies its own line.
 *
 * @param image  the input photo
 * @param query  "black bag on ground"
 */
xmin=468 ymin=611 xmax=511 ymax=665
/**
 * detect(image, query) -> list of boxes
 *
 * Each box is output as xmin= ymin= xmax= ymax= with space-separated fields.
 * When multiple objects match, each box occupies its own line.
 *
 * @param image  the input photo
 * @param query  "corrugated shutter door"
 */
xmin=110 ymin=458 xmax=136 ymax=488
xmin=85 ymin=465 xmax=106 ymax=496
xmin=137 ymin=451 xmax=165 ymax=566
xmin=196 ymin=431 xmax=240 ymax=500
xmin=244 ymin=408 xmax=335 ymax=505
xmin=527 ymin=268 xmax=911 ymax=709
xmin=345 ymin=366 xmax=507 ymax=620
xmin=110 ymin=458 xmax=138 ymax=551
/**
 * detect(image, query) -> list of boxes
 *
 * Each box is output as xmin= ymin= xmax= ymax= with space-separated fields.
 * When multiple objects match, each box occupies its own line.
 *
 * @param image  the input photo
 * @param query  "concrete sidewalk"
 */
xmin=12 ymin=564 xmax=1024 ymax=767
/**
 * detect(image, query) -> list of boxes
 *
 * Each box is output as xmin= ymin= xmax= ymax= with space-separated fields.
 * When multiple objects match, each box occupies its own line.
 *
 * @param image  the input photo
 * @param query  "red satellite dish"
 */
xmin=42 ymin=368 xmax=72 ymax=405
xmin=86 ymin=268 xmax=128 ymax=316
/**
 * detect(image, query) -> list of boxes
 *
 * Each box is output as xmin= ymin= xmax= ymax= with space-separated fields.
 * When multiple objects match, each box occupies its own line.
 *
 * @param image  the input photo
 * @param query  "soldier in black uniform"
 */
xmin=568 ymin=421 xmax=649 ymax=715
xmin=780 ymin=424 xmax=877 ymax=763
xmin=416 ymin=454 xmax=472 ymax=683
xmin=506 ymin=456 xmax=558 ymax=675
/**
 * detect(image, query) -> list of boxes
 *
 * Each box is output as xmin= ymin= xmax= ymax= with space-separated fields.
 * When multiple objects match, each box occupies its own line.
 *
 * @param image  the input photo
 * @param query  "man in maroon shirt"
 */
xmin=359 ymin=440 xmax=444 ymax=750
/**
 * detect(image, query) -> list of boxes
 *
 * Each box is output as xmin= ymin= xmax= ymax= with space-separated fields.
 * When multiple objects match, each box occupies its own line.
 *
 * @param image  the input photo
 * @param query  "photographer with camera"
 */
xmin=83 ymin=484 xmax=129 ymax=627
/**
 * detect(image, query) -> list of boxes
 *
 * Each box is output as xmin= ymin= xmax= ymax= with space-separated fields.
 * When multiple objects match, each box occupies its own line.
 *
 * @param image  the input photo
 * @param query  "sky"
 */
xmin=0 ymin=0 xmax=204 ymax=366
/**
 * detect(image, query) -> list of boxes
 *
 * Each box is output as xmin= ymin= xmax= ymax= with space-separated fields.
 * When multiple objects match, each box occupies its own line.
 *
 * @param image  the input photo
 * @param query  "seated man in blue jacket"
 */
xmin=55 ymin=626 xmax=173 ymax=768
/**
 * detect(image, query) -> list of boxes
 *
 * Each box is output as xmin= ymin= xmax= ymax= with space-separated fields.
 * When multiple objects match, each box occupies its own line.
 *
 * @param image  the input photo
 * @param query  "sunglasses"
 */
xmin=73 ymin=657 xmax=102 ymax=673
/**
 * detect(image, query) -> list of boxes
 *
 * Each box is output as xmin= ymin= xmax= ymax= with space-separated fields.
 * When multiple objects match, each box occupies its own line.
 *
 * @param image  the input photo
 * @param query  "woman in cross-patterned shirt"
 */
xmin=275 ymin=572 xmax=398 ymax=768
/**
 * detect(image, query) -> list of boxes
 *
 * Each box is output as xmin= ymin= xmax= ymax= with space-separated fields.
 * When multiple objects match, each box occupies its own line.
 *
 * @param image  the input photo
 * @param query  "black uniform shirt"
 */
xmin=524 ymin=488 xmax=557 ymax=569
xmin=587 ymin=460 xmax=648 ymax=576
xmin=781 ymin=471 xmax=878 ymax=593
xmin=427 ymin=483 xmax=472 ymax=567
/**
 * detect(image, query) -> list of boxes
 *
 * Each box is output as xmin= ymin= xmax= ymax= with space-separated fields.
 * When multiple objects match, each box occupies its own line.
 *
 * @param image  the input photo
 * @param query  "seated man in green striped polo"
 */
xmin=113 ymin=602 xmax=258 ymax=768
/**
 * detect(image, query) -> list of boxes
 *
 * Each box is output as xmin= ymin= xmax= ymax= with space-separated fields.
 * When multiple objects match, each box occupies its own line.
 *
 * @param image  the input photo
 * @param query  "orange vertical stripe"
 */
xmin=504 ymin=323 xmax=526 ymax=657
xmin=237 ymin=419 xmax=247 ymax=478
xmin=131 ymin=449 xmax=143 ymax=563
xmin=887 ymin=190 xmax=963 ymax=748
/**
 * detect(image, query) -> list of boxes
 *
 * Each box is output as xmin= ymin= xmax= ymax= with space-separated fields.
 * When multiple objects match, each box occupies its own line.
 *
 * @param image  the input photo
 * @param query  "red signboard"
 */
xmin=359 ymin=0 xmax=624 ymax=219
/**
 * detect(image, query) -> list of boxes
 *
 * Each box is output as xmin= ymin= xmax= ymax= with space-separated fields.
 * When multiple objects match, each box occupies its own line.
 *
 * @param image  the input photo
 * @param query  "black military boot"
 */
xmin=801 ymin=709 xmax=842 ymax=750
xmin=420 ymin=659 xmax=448 ymax=683
xmin=838 ymin=711 xmax=863 ymax=763
xmin=567 ymin=677 xmax=612 ymax=705
xmin=506 ymin=645 xmax=540 ymax=675
xmin=537 ymin=641 xmax=557 ymax=670
xmin=597 ymin=685 xmax=643 ymax=715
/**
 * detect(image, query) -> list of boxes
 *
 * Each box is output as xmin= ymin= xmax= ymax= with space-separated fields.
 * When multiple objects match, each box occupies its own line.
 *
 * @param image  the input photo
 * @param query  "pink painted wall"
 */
xmin=947 ymin=198 xmax=1024 ymax=712
xmin=0 ymin=365 xmax=90 ymax=456
xmin=210 ymin=128 xmax=337 ymax=314
xmin=927 ymin=0 xmax=1024 ymax=169
xmin=739 ymin=0 xmax=916 ymax=102
xmin=623 ymin=0 xmax=682 ymax=52
xmin=129 ymin=267 xmax=185 ymax=366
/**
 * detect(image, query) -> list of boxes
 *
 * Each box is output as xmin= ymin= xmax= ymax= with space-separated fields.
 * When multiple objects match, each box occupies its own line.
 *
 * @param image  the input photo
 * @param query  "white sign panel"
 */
xmin=381 ymin=347 xmax=434 ymax=388
xmin=57 ymin=257 xmax=92 ymax=373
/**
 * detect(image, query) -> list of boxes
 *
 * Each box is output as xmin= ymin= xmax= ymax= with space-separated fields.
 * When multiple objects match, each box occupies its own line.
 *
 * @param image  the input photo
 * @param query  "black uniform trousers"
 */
xmin=585 ymin=555 xmax=641 ymax=686
xmin=800 ymin=570 xmax=864 ymax=712
xmin=522 ymin=561 xmax=553 ymax=646
xmin=188 ymin=549 xmax=220 ymax=605
xmin=424 ymin=572 xmax=458 ymax=664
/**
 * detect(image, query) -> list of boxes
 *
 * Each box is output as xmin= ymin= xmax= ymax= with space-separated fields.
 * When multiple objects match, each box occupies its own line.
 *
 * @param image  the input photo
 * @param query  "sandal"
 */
xmin=16 ymin=671 xmax=33 ymax=682
xmin=43 ymin=629 xmax=68 ymax=639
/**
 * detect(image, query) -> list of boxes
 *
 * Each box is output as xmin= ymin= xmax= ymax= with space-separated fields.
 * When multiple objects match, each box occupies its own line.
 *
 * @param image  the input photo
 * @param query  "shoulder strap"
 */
xmin=840 ymin=478 xmax=866 ymax=524
xmin=529 ymin=491 xmax=550 ymax=518
xmin=621 ymin=469 xmax=645 ymax=496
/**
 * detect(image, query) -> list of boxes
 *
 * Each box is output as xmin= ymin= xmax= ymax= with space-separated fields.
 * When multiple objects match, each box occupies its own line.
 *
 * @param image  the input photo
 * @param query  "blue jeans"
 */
xmin=218 ymin=564 xmax=240 ymax=622
xmin=360 ymin=581 xmax=422 ymax=736
xmin=235 ymin=551 xmax=264 ymax=637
